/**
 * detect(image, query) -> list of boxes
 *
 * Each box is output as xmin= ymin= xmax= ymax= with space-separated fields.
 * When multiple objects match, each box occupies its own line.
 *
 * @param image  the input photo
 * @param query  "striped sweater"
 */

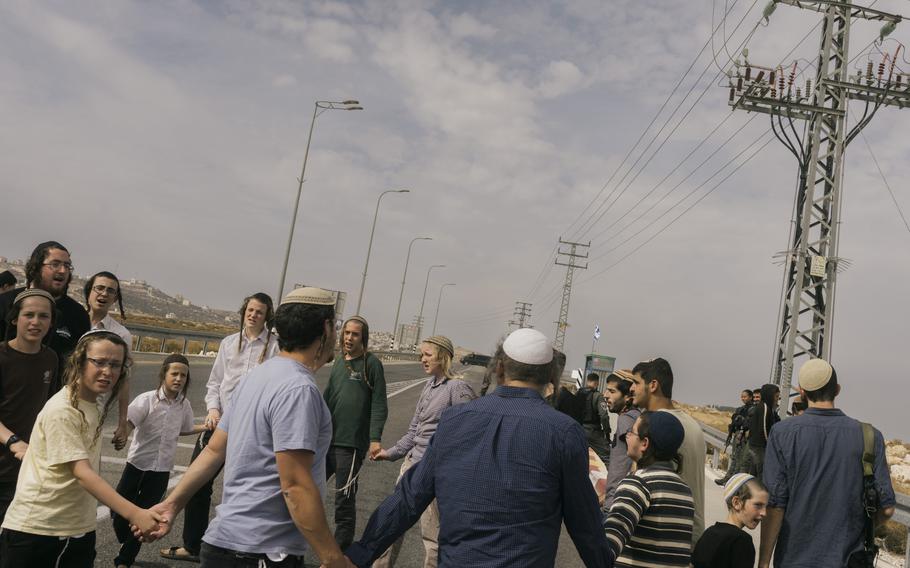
xmin=604 ymin=462 xmax=694 ymax=567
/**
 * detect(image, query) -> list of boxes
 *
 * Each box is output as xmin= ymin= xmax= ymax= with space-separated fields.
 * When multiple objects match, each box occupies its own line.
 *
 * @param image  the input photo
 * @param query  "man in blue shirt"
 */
xmin=759 ymin=359 xmax=896 ymax=568
xmin=345 ymin=328 xmax=614 ymax=568
xmin=144 ymin=287 xmax=351 ymax=568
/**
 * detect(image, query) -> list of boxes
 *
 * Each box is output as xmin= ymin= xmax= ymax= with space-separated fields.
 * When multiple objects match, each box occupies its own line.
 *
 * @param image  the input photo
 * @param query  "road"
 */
xmin=92 ymin=353 xmax=749 ymax=567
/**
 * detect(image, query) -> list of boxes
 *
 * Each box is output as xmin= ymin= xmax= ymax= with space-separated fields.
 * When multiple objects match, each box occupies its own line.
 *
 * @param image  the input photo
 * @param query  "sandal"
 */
xmin=159 ymin=546 xmax=200 ymax=563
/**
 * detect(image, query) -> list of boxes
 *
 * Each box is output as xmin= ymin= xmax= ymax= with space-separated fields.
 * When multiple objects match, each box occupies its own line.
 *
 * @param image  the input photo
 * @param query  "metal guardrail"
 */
xmin=699 ymin=422 xmax=910 ymax=565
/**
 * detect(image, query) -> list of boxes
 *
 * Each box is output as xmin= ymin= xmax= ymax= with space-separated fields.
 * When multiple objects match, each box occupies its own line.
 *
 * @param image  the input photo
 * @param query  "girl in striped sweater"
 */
xmin=604 ymin=411 xmax=695 ymax=567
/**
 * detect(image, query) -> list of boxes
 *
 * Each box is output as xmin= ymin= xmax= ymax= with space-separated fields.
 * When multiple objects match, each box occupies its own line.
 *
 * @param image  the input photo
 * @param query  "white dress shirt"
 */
xmin=91 ymin=314 xmax=132 ymax=350
xmin=126 ymin=389 xmax=195 ymax=472
xmin=204 ymin=327 xmax=279 ymax=413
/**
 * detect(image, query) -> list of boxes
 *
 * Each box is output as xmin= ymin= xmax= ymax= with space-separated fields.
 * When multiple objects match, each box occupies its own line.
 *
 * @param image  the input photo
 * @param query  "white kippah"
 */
xmin=503 ymin=328 xmax=554 ymax=365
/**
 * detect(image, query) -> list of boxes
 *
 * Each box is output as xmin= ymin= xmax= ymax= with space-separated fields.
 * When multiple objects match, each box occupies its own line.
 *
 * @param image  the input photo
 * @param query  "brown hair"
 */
xmin=237 ymin=293 xmax=274 ymax=363
xmin=63 ymin=331 xmax=131 ymax=444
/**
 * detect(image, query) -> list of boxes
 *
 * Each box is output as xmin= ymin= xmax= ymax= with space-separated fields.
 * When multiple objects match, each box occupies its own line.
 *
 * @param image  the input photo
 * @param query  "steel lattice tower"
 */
xmin=554 ymin=239 xmax=589 ymax=351
xmin=728 ymin=0 xmax=908 ymax=416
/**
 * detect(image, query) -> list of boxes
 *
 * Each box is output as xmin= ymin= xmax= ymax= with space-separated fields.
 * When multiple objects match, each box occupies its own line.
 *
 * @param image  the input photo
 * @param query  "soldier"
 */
xmin=715 ymin=388 xmax=753 ymax=485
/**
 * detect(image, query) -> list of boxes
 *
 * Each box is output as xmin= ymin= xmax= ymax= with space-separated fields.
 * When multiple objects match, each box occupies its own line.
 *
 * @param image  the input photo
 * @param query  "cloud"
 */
xmin=272 ymin=73 xmax=297 ymax=87
xmin=447 ymin=13 xmax=498 ymax=40
xmin=536 ymin=60 xmax=585 ymax=98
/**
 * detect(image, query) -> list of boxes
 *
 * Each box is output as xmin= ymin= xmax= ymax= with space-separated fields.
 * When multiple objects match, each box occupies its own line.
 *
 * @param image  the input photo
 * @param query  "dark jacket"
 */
xmin=749 ymin=385 xmax=780 ymax=449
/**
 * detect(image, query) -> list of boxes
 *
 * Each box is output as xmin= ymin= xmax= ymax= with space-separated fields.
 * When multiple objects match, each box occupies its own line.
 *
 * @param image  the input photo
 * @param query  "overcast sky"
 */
xmin=3 ymin=0 xmax=909 ymax=439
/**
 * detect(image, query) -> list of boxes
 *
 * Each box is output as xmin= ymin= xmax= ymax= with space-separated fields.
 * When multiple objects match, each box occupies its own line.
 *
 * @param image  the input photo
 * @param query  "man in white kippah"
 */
xmin=346 ymin=328 xmax=614 ymax=568
xmin=144 ymin=288 xmax=354 ymax=568
xmin=758 ymin=358 xmax=896 ymax=568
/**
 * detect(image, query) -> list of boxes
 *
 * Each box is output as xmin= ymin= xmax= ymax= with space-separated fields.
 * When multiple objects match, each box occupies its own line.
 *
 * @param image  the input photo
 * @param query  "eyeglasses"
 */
xmin=626 ymin=430 xmax=642 ymax=440
xmin=86 ymin=357 xmax=126 ymax=372
xmin=43 ymin=261 xmax=74 ymax=272
xmin=92 ymin=284 xmax=118 ymax=296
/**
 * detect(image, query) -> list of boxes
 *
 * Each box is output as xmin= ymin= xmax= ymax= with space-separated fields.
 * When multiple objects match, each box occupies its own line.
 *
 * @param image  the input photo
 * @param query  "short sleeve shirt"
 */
xmin=2 ymin=388 xmax=101 ymax=536
xmin=126 ymin=389 xmax=195 ymax=472
xmin=203 ymin=356 xmax=333 ymax=556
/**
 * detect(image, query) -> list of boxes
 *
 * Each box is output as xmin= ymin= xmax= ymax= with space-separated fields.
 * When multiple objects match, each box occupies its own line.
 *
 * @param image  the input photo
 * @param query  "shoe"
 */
xmin=160 ymin=546 xmax=200 ymax=563
xmin=714 ymin=478 xmax=726 ymax=485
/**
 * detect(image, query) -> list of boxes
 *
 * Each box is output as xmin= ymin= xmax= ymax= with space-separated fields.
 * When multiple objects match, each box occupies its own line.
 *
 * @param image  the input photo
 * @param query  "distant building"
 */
xmin=395 ymin=323 xmax=419 ymax=351
xmin=165 ymin=312 xmax=177 ymax=320
xmin=181 ymin=299 xmax=191 ymax=307
xmin=0 ymin=257 xmax=7 ymax=263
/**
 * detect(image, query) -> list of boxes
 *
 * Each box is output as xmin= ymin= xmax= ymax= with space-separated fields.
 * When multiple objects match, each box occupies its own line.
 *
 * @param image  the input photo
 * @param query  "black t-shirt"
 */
xmin=0 ymin=287 xmax=90 ymax=391
xmin=0 ymin=342 xmax=57 ymax=482
xmin=692 ymin=522 xmax=755 ymax=568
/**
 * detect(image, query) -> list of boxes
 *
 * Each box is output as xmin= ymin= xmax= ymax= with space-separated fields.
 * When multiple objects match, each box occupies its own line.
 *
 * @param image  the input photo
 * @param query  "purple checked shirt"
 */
xmin=385 ymin=375 xmax=476 ymax=463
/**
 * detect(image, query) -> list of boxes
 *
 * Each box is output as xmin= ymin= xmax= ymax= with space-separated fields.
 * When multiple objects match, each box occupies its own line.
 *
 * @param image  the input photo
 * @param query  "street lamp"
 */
xmin=417 ymin=264 xmax=445 ymax=339
xmin=432 ymin=283 xmax=456 ymax=336
xmin=355 ymin=189 xmax=410 ymax=315
xmin=392 ymin=236 xmax=432 ymax=348
xmin=277 ymin=99 xmax=363 ymax=300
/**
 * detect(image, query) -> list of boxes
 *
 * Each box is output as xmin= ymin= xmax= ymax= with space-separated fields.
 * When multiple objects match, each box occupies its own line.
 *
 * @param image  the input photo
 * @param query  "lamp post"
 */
xmin=277 ymin=99 xmax=363 ymax=301
xmin=432 ymin=283 xmax=456 ymax=336
xmin=355 ymin=189 xmax=410 ymax=315
xmin=417 ymin=264 xmax=445 ymax=339
xmin=392 ymin=236 xmax=432 ymax=348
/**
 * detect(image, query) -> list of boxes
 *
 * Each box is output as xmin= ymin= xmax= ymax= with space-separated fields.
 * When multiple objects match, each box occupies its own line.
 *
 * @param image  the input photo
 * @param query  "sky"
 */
xmin=2 ymin=0 xmax=909 ymax=439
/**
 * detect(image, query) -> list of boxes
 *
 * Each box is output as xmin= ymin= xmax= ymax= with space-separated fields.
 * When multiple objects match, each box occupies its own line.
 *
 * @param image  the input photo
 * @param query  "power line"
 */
xmin=569 ymin=1 xmax=763 ymax=242
xmin=861 ymin=132 xmax=910 ymax=234
xmin=580 ymin=134 xmax=775 ymax=282
xmin=561 ymin=0 xmax=757 ymax=239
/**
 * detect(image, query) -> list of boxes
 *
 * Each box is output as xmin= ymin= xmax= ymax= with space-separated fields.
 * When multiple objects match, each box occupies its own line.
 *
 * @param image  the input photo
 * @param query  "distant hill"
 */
xmin=0 ymin=258 xmax=239 ymax=331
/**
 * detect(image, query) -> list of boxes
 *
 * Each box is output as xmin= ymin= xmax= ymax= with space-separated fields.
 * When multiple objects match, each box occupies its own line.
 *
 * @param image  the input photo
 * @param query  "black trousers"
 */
xmin=183 ymin=429 xmax=224 ymax=554
xmin=112 ymin=462 xmax=170 ymax=566
xmin=325 ymin=446 xmax=364 ymax=550
xmin=0 ymin=528 xmax=95 ymax=568
xmin=200 ymin=542 xmax=306 ymax=568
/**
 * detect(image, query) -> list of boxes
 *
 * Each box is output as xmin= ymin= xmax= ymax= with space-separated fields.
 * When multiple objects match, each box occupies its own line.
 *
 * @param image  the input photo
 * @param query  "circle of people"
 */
xmin=0 ymin=241 xmax=897 ymax=568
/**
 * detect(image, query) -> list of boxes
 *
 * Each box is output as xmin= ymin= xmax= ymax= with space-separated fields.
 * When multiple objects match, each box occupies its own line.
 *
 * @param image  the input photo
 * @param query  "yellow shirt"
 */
xmin=2 ymin=388 xmax=102 ymax=536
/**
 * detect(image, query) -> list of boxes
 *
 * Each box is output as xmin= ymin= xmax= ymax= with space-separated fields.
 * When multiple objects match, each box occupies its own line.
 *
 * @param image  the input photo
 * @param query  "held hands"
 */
xmin=204 ymin=409 xmax=221 ymax=431
xmin=131 ymin=501 xmax=175 ymax=542
xmin=368 ymin=442 xmax=382 ymax=460
xmin=128 ymin=505 xmax=166 ymax=541
xmin=9 ymin=440 xmax=27 ymax=461
xmin=370 ymin=448 xmax=392 ymax=461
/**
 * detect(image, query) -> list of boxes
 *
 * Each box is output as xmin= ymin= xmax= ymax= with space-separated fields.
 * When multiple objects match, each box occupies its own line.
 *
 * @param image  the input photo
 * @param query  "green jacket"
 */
xmin=323 ymin=353 xmax=388 ymax=452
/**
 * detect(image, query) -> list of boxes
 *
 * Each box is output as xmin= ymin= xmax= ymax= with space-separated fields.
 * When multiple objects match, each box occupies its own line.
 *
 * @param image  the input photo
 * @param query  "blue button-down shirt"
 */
xmin=764 ymin=407 xmax=896 ymax=567
xmin=346 ymin=385 xmax=614 ymax=568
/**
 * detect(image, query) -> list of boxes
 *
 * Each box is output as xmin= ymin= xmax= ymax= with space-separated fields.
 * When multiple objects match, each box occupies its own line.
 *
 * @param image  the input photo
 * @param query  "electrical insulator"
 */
xmin=878 ymin=62 xmax=886 ymax=77
xmin=778 ymin=75 xmax=785 ymax=93
xmin=867 ymin=61 xmax=874 ymax=81
xmin=729 ymin=87 xmax=735 ymax=102
xmin=771 ymin=88 xmax=777 ymax=98
xmin=806 ymin=79 xmax=812 ymax=94
xmin=897 ymin=74 xmax=904 ymax=87
xmin=796 ymin=87 xmax=801 ymax=99
xmin=746 ymin=66 xmax=752 ymax=80
xmin=737 ymin=77 xmax=743 ymax=90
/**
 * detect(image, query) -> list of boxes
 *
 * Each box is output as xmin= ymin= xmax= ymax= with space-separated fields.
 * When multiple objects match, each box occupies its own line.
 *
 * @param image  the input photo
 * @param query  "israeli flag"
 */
xmin=593 ymin=324 xmax=601 ymax=340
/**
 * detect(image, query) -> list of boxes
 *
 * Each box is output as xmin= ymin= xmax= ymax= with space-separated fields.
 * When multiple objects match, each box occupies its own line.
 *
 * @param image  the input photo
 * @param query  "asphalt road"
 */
xmin=91 ymin=353 xmax=590 ymax=567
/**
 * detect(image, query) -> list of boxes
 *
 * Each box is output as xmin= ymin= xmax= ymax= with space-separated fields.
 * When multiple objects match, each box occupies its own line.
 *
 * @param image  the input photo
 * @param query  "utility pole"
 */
xmin=727 ymin=0 xmax=908 ymax=417
xmin=508 ymin=301 xmax=533 ymax=329
xmin=554 ymin=238 xmax=590 ymax=351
